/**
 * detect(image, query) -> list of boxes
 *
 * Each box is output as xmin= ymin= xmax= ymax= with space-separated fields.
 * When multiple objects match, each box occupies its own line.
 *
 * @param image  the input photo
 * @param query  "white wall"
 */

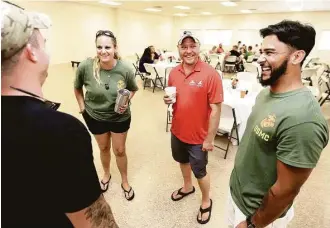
xmin=116 ymin=10 xmax=174 ymax=58
xmin=18 ymin=1 xmax=116 ymax=64
xmin=174 ymin=11 xmax=330 ymax=62
xmin=18 ymin=2 xmax=174 ymax=64
xmin=16 ymin=1 xmax=330 ymax=64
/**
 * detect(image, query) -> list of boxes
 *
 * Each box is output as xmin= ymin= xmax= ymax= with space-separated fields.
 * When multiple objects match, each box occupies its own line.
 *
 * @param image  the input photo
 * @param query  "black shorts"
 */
xmin=171 ymin=134 xmax=208 ymax=179
xmin=82 ymin=111 xmax=131 ymax=135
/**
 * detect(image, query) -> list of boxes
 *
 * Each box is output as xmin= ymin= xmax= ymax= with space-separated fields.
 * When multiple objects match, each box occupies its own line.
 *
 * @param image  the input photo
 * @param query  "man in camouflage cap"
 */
xmin=1 ymin=0 xmax=51 ymax=87
xmin=1 ymin=1 xmax=51 ymax=59
xmin=1 ymin=1 xmax=119 ymax=227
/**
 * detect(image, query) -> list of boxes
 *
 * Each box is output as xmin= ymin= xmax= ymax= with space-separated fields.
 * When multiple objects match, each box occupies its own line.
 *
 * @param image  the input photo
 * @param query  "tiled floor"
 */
xmin=44 ymin=64 xmax=330 ymax=228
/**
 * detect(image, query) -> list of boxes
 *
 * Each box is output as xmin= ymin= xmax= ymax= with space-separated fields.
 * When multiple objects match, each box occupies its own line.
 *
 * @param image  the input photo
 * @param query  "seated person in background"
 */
xmin=216 ymin=43 xmax=225 ymax=54
xmin=139 ymin=46 xmax=157 ymax=74
xmin=239 ymin=47 xmax=247 ymax=56
xmin=227 ymin=45 xmax=244 ymax=71
xmin=230 ymin=45 xmax=241 ymax=58
xmin=209 ymin=46 xmax=217 ymax=54
xmin=149 ymin=45 xmax=160 ymax=61
xmin=244 ymin=46 xmax=254 ymax=60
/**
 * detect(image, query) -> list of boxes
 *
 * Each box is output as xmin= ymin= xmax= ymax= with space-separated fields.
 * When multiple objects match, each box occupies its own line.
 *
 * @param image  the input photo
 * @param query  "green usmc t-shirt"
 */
xmin=74 ymin=58 xmax=139 ymax=122
xmin=230 ymin=87 xmax=329 ymax=217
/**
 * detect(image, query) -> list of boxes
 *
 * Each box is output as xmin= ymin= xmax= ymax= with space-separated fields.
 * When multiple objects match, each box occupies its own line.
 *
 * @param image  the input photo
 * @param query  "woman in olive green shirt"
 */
xmin=74 ymin=30 xmax=138 ymax=201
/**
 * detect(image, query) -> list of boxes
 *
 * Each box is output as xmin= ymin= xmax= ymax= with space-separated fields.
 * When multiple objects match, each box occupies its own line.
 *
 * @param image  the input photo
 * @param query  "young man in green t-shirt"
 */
xmin=228 ymin=20 xmax=329 ymax=228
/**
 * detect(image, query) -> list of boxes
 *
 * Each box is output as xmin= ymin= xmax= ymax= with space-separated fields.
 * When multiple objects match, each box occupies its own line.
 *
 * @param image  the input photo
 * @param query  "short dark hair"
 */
xmin=260 ymin=20 xmax=316 ymax=64
xmin=248 ymin=46 xmax=252 ymax=50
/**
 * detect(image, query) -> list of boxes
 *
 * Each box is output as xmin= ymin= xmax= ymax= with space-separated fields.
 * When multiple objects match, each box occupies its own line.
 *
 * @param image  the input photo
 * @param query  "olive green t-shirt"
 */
xmin=74 ymin=58 xmax=139 ymax=122
xmin=230 ymin=87 xmax=329 ymax=217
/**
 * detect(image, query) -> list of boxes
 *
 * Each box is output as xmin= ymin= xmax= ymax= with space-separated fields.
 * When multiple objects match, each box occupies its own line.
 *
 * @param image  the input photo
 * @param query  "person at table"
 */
xmin=226 ymin=45 xmax=243 ymax=71
xmin=139 ymin=46 xmax=158 ymax=74
xmin=209 ymin=45 xmax=217 ymax=54
xmin=149 ymin=45 xmax=160 ymax=61
xmin=239 ymin=47 xmax=247 ymax=56
xmin=228 ymin=20 xmax=329 ymax=228
xmin=216 ymin=43 xmax=225 ymax=54
xmin=163 ymin=31 xmax=223 ymax=225
xmin=230 ymin=45 xmax=241 ymax=58
xmin=244 ymin=46 xmax=254 ymax=60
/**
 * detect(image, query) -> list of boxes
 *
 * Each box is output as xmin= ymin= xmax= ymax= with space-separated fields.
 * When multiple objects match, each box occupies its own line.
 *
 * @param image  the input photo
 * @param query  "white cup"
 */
xmin=165 ymin=87 xmax=176 ymax=103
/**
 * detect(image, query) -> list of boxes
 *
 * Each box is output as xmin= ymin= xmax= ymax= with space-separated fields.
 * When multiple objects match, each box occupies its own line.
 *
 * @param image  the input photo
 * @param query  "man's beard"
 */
xmin=259 ymin=58 xmax=288 ymax=86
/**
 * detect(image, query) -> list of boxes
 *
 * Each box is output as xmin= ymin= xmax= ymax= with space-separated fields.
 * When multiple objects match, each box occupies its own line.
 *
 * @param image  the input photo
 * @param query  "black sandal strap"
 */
xmin=123 ymin=187 xmax=132 ymax=194
xmin=177 ymin=186 xmax=195 ymax=196
xmin=197 ymin=199 xmax=213 ymax=224
xmin=199 ymin=206 xmax=211 ymax=214
xmin=101 ymin=175 xmax=111 ymax=185
xmin=121 ymin=184 xmax=135 ymax=200
xmin=198 ymin=199 xmax=213 ymax=215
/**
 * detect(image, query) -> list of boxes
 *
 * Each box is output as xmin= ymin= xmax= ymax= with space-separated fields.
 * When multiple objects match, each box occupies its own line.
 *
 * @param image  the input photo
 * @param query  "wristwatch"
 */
xmin=246 ymin=215 xmax=256 ymax=228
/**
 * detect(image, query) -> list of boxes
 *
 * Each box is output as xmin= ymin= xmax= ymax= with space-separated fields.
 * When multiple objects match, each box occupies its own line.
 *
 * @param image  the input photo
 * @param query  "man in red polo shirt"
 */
xmin=164 ymin=31 xmax=223 ymax=224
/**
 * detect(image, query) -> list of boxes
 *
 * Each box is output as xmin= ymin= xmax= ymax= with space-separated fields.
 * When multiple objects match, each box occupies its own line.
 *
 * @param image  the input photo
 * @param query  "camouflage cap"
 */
xmin=1 ymin=1 xmax=52 ymax=60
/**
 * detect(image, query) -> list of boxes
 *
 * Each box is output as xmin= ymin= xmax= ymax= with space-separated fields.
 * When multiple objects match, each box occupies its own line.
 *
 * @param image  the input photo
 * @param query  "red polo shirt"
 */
xmin=168 ymin=60 xmax=224 ymax=144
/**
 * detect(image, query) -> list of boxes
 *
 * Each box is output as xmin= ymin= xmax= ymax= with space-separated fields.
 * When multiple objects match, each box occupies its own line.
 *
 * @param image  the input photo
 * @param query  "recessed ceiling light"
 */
xmin=174 ymin=6 xmax=190 ymax=10
xmin=99 ymin=0 xmax=122 ymax=6
xmin=174 ymin=13 xmax=188 ymax=17
xmin=145 ymin=8 xmax=162 ymax=12
xmin=241 ymin=9 xmax=252 ymax=13
xmin=221 ymin=1 xmax=237 ymax=7
xmin=201 ymin=12 xmax=212 ymax=15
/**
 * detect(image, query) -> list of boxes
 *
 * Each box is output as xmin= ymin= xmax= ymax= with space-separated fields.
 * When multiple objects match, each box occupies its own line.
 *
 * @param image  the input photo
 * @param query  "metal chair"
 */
xmin=224 ymin=56 xmax=237 ymax=73
xmin=132 ymin=62 xmax=145 ymax=80
xmin=144 ymin=63 xmax=164 ymax=93
xmin=318 ymin=73 xmax=330 ymax=106
xmin=215 ymin=103 xmax=240 ymax=159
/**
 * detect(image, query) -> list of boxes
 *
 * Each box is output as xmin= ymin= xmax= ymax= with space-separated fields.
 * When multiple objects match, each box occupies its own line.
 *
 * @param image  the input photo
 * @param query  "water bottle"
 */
xmin=114 ymin=89 xmax=131 ymax=114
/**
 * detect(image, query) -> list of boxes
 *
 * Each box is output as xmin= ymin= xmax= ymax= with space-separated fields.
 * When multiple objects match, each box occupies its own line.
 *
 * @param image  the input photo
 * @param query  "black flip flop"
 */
xmin=197 ymin=199 xmax=213 ymax=225
xmin=100 ymin=175 xmax=111 ymax=193
xmin=121 ymin=184 xmax=135 ymax=201
xmin=171 ymin=186 xmax=195 ymax=201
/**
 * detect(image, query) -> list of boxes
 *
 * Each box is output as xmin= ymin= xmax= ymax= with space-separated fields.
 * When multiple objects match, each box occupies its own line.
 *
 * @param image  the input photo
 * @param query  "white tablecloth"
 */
xmin=150 ymin=62 xmax=179 ymax=87
xmin=222 ymin=79 xmax=259 ymax=142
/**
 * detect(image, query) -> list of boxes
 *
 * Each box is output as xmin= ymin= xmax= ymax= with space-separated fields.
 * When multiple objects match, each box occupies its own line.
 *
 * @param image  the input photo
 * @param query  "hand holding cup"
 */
xmin=164 ymin=87 xmax=176 ymax=104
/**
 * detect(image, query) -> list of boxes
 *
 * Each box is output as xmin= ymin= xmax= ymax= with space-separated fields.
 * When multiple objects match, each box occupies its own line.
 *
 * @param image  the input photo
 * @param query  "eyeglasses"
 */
xmin=96 ymin=30 xmax=115 ymax=38
xmin=10 ymin=86 xmax=61 ymax=111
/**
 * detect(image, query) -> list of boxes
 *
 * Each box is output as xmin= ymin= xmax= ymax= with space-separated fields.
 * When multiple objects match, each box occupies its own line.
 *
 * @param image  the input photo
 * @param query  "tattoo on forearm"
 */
xmin=85 ymin=196 xmax=119 ymax=228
